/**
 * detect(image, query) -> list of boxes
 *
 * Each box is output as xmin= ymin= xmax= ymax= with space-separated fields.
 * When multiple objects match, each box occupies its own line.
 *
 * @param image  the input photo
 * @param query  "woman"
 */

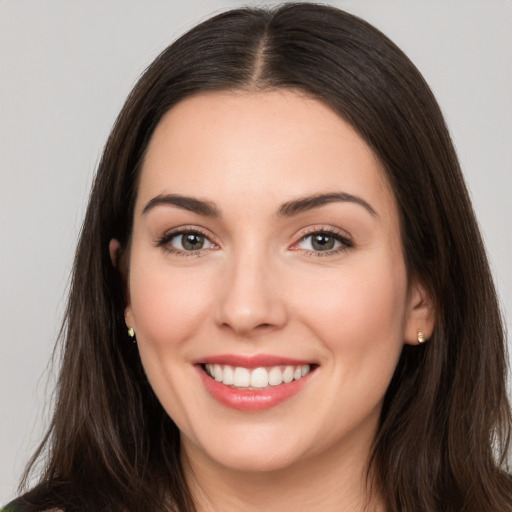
xmin=5 ymin=3 xmax=511 ymax=511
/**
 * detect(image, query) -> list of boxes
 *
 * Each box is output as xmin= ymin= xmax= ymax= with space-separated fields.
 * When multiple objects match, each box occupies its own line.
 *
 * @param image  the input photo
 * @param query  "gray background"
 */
xmin=1 ymin=0 xmax=511 ymax=503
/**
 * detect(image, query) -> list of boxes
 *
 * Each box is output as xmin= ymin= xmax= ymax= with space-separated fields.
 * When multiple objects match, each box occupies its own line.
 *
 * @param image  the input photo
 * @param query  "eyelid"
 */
xmin=296 ymin=225 xmax=352 ymax=239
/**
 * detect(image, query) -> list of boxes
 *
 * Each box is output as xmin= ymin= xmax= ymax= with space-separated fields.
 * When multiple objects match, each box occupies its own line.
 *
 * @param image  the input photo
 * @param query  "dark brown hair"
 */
xmin=8 ymin=3 xmax=511 ymax=511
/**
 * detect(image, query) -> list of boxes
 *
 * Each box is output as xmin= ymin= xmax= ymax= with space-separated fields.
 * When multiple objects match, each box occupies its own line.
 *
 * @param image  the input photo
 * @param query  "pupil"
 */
xmin=312 ymin=234 xmax=334 ymax=251
xmin=183 ymin=233 xmax=203 ymax=250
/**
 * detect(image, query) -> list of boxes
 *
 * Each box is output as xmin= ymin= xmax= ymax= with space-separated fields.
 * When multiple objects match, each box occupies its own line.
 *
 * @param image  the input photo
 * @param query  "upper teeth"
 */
xmin=204 ymin=364 xmax=311 ymax=388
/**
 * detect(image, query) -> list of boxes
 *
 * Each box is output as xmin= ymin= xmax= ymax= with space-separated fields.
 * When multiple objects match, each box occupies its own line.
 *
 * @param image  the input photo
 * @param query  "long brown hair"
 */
xmin=10 ymin=3 xmax=511 ymax=511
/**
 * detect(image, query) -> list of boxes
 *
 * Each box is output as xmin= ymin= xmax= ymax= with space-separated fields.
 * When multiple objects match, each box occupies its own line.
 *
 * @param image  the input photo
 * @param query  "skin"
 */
xmin=112 ymin=90 xmax=435 ymax=511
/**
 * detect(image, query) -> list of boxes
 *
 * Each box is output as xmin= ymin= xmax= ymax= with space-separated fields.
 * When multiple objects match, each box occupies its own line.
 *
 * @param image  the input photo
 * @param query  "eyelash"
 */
xmin=156 ymin=226 xmax=354 ymax=258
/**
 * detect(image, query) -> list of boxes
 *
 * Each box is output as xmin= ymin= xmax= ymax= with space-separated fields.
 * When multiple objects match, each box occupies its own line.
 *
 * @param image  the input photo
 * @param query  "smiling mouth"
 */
xmin=202 ymin=363 xmax=314 ymax=389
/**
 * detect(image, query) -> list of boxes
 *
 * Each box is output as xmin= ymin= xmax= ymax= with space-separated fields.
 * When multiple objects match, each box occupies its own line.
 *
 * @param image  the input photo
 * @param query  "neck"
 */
xmin=182 ymin=433 xmax=384 ymax=512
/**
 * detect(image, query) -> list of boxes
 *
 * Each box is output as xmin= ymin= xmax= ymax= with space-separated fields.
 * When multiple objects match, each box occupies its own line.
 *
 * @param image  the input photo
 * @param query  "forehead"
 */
xmin=136 ymin=90 xmax=395 ymax=220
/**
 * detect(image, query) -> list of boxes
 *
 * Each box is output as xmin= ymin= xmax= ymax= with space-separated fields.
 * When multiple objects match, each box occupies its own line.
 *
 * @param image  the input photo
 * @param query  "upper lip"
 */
xmin=194 ymin=354 xmax=316 ymax=368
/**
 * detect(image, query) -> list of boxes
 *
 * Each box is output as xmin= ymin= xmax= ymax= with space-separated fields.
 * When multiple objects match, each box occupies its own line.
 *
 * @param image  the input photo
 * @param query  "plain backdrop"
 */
xmin=1 ymin=0 xmax=511 ymax=504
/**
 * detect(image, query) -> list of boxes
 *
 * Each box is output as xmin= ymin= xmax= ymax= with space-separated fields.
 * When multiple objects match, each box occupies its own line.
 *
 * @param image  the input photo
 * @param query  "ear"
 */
xmin=109 ymin=238 xmax=122 ymax=268
xmin=109 ymin=239 xmax=135 ymax=329
xmin=404 ymin=279 xmax=436 ymax=345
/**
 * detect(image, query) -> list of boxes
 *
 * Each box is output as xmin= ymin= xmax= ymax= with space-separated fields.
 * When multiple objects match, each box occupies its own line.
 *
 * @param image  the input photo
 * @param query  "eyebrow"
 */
xmin=142 ymin=194 xmax=220 ymax=217
xmin=142 ymin=191 xmax=377 ymax=218
xmin=277 ymin=192 xmax=377 ymax=217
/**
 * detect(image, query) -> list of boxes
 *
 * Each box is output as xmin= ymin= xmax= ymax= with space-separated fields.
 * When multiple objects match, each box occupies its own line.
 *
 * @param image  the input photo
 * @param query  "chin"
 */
xmin=183 ymin=425 xmax=312 ymax=474
xmin=208 ymin=445 xmax=303 ymax=473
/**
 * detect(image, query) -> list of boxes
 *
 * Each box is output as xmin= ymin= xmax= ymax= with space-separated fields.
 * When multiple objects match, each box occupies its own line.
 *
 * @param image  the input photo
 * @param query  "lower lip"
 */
xmin=196 ymin=366 xmax=313 ymax=412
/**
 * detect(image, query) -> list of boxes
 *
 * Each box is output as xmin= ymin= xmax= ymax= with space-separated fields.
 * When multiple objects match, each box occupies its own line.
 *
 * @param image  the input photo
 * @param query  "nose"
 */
xmin=214 ymin=247 xmax=288 ymax=337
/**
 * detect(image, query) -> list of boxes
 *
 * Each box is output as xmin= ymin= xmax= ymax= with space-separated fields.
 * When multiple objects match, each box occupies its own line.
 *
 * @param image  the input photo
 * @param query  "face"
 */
xmin=121 ymin=90 xmax=430 ymax=475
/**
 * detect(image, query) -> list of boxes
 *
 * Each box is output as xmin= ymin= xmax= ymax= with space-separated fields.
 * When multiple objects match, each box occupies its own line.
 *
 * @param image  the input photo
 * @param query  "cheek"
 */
xmin=128 ymin=255 xmax=212 ymax=349
xmin=126 ymin=254 xmax=216 ymax=424
xmin=290 ymin=253 xmax=408 ymax=436
xmin=294 ymin=252 xmax=408 ymax=365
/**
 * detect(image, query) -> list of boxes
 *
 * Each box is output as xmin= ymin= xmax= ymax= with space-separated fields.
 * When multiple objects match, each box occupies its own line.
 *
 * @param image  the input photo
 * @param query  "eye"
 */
xmin=293 ymin=229 xmax=353 ymax=256
xmin=157 ymin=229 xmax=217 ymax=255
xmin=300 ymin=233 xmax=339 ymax=251
xmin=173 ymin=232 xmax=212 ymax=251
